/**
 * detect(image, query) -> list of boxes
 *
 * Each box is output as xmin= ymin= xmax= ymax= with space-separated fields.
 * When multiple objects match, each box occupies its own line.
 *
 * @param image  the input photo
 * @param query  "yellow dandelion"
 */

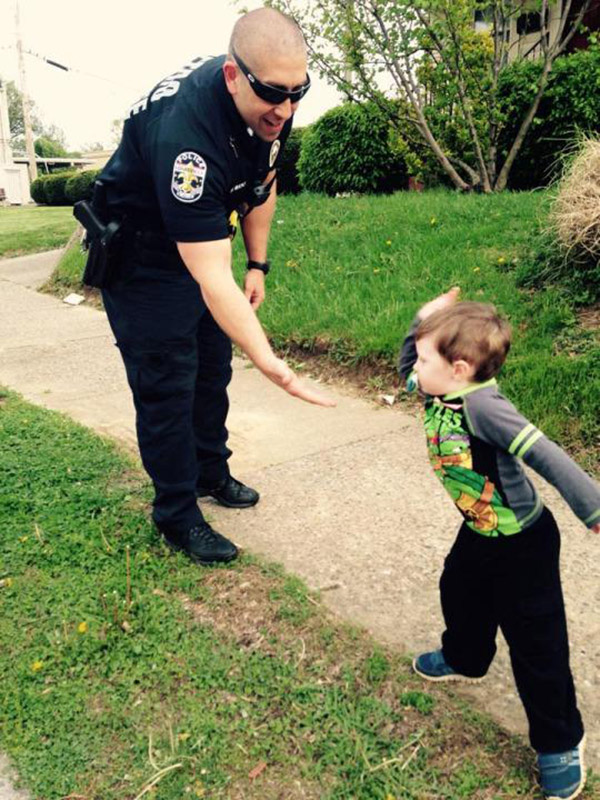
xmin=77 ymin=622 xmax=88 ymax=634
xmin=385 ymin=239 xmax=392 ymax=245
xmin=0 ymin=577 xmax=12 ymax=588
xmin=497 ymin=256 xmax=506 ymax=264
xmin=430 ymin=217 xmax=437 ymax=225
xmin=32 ymin=660 xmax=44 ymax=672
xmin=19 ymin=536 xmax=29 ymax=543
xmin=373 ymin=268 xmax=381 ymax=274
xmin=473 ymin=267 xmax=481 ymax=272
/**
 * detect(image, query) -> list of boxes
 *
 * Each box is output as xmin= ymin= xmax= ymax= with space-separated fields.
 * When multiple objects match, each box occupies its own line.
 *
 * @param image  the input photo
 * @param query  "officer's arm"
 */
xmin=177 ymin=238 xmax=334 ymax=408
xmin=241 ymin=170 xmax=277 ymax=262
xmin=240 ymin=171 xmax=277 ymax=311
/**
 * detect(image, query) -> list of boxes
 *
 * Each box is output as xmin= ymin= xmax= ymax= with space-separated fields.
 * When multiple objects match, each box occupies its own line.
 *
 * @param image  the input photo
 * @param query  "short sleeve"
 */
xmin=150 ymin=134 xmax=230 ymax=242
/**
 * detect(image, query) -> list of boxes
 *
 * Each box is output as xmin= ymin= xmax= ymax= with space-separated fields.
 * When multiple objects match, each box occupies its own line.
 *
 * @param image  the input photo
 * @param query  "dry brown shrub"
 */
xmin=551 ymin=136 xmax=600 ymax=260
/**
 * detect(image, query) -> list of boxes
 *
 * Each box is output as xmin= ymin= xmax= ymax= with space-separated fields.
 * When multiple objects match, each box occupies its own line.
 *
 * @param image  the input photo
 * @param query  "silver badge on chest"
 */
xmin=269 ymin=139 xmax=281 ymax=168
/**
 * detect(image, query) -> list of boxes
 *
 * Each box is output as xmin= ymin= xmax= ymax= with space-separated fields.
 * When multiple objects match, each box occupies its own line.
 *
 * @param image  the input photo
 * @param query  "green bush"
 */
xmin=42 ymin=172 xmax=77 ymax=206
xmin=29 ymin=177 xmax=47 ymax=205
xmin=65 ymin=169 xmax=101 ymax=204
xmin=278 ymin=127 xmax=305 ymax=194
xmin=498 ymin=48 xmax=600 ymax=189
xmin=34 ymin=136 xmax=68 ymax=158
xmin=298 ymin=102 xmax=408 ymax=195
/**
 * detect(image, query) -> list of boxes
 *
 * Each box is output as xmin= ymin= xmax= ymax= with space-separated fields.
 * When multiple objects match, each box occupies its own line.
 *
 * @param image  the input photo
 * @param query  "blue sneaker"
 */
xmin=537 ymin=736 xmax=586 ymax=800
xmin=412 ymin=649 xmax=484 ymax=683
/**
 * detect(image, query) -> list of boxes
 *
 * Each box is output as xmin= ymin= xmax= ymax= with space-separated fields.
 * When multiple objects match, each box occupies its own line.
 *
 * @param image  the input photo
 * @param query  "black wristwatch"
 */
xmin=247 ymin=259 xmax=270 ymax=275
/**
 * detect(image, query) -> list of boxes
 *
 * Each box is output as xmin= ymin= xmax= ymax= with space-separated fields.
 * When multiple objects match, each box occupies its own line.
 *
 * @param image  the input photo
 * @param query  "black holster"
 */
xmin=73 ymin=181 xmax=124 ymax=288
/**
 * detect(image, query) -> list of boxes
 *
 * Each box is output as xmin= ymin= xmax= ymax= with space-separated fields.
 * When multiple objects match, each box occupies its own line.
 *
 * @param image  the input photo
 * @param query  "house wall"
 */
xmin=0 ymin=164 xmax=31 ymax=205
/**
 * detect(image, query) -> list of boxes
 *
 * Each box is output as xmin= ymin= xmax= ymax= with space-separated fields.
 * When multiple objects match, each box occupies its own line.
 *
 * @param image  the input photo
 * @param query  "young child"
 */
xmin=398 ymin=288 xmax=600 ymax=800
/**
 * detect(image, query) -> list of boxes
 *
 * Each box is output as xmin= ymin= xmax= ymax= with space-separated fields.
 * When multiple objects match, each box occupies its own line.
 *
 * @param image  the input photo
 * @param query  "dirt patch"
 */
xmin=275 ymin=343 xmax=400 ymax=402
xmin=178 ymin=563 xmax=366 ymax=682
xmin=224 ymin=766 xmax=329 ymax=800
xmin=578 ymin=303 xmax=600 ymax=331
xmin=174 ymin=562 xmax=547 ymax=798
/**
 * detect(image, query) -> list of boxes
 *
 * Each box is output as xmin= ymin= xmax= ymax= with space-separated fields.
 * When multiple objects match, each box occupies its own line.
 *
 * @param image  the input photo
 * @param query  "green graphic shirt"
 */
xmin=399 ymin=326 xmax=600 ymax=537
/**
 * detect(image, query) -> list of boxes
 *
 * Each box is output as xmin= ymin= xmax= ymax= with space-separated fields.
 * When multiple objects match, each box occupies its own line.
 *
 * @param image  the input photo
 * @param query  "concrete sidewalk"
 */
xmin=1 ymin=251 xmax=599 ymax=796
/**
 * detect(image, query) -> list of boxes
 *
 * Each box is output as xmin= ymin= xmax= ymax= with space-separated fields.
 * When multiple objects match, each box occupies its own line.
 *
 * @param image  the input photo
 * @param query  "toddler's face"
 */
xmin=414 ymin=334 xmax=459 ymax=396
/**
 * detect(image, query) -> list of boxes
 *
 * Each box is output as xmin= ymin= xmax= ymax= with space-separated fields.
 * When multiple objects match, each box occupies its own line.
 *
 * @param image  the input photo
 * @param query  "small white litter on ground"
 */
xmin=63 ymin=293 xmax=85 ymax=306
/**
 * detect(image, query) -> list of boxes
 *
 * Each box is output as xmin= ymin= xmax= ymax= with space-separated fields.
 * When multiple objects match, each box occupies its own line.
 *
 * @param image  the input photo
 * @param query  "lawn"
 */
xmin=3 ymin=388 xmax=596 ymax=799
xmin=45 ymin=189 xmax=600 ymax=467
xmin=0 ymin=205 xmax=76 ymax=258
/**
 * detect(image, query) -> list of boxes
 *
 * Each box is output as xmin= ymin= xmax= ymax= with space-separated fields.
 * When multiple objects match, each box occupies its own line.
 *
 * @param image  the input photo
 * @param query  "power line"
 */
xmin=2 ymin=43 xmax=140 ymax=91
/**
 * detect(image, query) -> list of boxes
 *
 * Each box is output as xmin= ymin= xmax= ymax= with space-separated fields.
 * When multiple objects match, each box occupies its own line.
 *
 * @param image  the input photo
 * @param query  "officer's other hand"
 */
xmin=264 ymin=357 xmax=336 ymax=407
xmin=244 ymin=269 xmax=266 ymax=311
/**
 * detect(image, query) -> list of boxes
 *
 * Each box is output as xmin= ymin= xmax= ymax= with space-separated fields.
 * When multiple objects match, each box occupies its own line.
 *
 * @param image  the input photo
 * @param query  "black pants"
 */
xmin=440 ymin=507 xmax=583 ymax=753
xmin=102 ymin=242 xmax=232 ymax=531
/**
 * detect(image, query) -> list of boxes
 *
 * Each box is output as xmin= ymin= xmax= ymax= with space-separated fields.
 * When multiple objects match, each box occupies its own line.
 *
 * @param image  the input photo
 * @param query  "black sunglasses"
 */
xmin=232 ymin=49 xmax=311 ymax=105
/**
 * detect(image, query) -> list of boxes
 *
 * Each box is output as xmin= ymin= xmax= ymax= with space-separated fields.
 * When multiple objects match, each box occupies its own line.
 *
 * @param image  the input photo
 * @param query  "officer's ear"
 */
xmin=223 ymin=59 xmax=240 ymax=96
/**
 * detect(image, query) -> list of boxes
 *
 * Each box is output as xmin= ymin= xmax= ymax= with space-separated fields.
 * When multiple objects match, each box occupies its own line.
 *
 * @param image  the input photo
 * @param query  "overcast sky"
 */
xmin=0 ymin=0 xmax=343 ymax=151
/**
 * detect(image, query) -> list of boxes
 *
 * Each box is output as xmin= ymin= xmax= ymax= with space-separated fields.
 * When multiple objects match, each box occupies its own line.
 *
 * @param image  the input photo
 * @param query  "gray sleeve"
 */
xmin=465 ymin=390 xmax=600 ymax=529
xmin=398 ymin=318 xmax=420 ymax=384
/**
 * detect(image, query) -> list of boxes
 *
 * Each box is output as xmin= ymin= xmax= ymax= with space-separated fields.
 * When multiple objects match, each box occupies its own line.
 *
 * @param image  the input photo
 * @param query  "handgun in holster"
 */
xmin=73 ymin=181 xmax=124 ymax=288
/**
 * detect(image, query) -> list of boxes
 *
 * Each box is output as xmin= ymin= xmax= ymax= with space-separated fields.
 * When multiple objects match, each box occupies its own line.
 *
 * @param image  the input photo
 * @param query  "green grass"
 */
xmin=40 ymin=190 xmax=600 ymax=464
xmin=2 ymin=389 xmax=589 ymax=799
xmin=0 ymin=206 xmax=76 ymax=258
xmin=255 ymin=190 xmax=599 ymax=464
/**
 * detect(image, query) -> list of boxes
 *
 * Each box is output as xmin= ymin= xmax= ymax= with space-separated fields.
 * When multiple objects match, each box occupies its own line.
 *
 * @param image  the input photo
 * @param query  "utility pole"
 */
xmin=15 ymin=0 xmax=37 ymax=181
xmin=0 ymin=80 xmax=14 ymax=164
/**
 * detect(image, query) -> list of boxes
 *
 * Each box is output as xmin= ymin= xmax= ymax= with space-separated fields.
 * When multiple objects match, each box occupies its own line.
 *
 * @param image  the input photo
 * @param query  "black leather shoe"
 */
xmin=196 ymin=476 xmax=260 ymax=509
xmin=159 ymin=521 xmax=238 ymax=564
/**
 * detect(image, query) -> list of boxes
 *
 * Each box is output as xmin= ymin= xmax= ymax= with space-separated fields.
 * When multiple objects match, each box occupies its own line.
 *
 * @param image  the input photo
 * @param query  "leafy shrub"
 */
xmin=498 ymin=48 xmax=600 ymax=189
xmin=65 ymin=169 xmax=101 ymax=204
xmin=277 ymin=127 xmax=305 ymax=194
xmin=34 ymin=136 xmax=68 ymax=158
xmin=298 ymin=102 xmax=408 ymax=195
xmin=42 ymin=172 xmax=77 ymax=206
xmin=29 ymin=177 xmax=47 ymax=205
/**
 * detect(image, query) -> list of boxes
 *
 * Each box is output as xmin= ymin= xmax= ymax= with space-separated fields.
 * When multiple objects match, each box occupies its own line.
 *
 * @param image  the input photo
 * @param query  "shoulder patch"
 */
xmin=171 ymin=151 xmax=207 ymax=203
xmin=269 ymin=139 xmax=281 ymax=168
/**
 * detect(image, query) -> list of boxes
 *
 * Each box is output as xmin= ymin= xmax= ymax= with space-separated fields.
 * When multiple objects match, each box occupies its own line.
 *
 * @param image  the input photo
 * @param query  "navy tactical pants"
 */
xmin=102 ymin=242 xmax=232 ymax=531
xmin=440 ymin=507 xmax=583 ymax=753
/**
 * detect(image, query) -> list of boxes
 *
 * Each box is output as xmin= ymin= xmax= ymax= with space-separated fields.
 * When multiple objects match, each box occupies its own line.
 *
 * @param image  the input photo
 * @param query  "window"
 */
xmin=517 ymin=11 xmax=542 ymax=35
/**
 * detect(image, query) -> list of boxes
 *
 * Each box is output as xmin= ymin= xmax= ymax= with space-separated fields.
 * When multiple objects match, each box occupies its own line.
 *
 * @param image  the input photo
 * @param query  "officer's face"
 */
xmin=224 ymin=53 xmax=308 ymax=142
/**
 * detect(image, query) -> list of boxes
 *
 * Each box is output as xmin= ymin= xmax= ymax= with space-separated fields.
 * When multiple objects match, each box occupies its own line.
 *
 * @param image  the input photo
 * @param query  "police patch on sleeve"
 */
xmin=269 ymin=139 xmax=281 ymax=168
xmin=171 ymin=151 xmax=207 ymax=203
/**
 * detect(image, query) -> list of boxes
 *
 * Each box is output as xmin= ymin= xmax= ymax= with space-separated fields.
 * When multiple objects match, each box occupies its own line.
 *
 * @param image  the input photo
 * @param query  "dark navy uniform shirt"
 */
xmin=100 ymin=55 xmax=292 ymax=242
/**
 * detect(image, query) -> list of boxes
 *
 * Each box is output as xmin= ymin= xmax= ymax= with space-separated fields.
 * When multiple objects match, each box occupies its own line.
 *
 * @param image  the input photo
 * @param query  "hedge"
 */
xmin=29 ymin=177 xmax=47 ymax=204
xmin=65 ymin=170 xmax=101 ymax=204
xmin=298 ymin=102 xmax=408 ymax=195
xmin=277 ymin=127 xmax=305 ymax=194
xmin=30 ymin=169 xmax=101 ymax=206
xmin=42 ymin=172 xmax=78 ymax=205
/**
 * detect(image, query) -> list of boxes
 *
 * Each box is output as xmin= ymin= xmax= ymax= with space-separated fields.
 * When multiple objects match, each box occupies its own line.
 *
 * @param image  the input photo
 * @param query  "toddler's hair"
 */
xmin=416 ymin=301 xmax=511 ymax=381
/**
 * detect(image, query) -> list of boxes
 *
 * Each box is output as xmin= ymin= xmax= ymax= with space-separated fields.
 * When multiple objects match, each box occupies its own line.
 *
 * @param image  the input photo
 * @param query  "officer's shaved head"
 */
xmin=229 ymin=7 xmax=306 ymax=69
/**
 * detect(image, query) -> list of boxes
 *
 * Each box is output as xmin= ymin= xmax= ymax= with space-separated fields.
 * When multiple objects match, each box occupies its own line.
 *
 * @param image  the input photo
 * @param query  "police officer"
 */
xmin=96 ymin=8 xmax=333 ymax=565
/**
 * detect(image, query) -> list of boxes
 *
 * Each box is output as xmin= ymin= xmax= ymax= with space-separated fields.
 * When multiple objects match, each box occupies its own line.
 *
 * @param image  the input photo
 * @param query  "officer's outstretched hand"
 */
xmin=244 ymin=270 xmax=266 ymax=311
xmin=264 ymin=357 xmax=336 ymax=407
